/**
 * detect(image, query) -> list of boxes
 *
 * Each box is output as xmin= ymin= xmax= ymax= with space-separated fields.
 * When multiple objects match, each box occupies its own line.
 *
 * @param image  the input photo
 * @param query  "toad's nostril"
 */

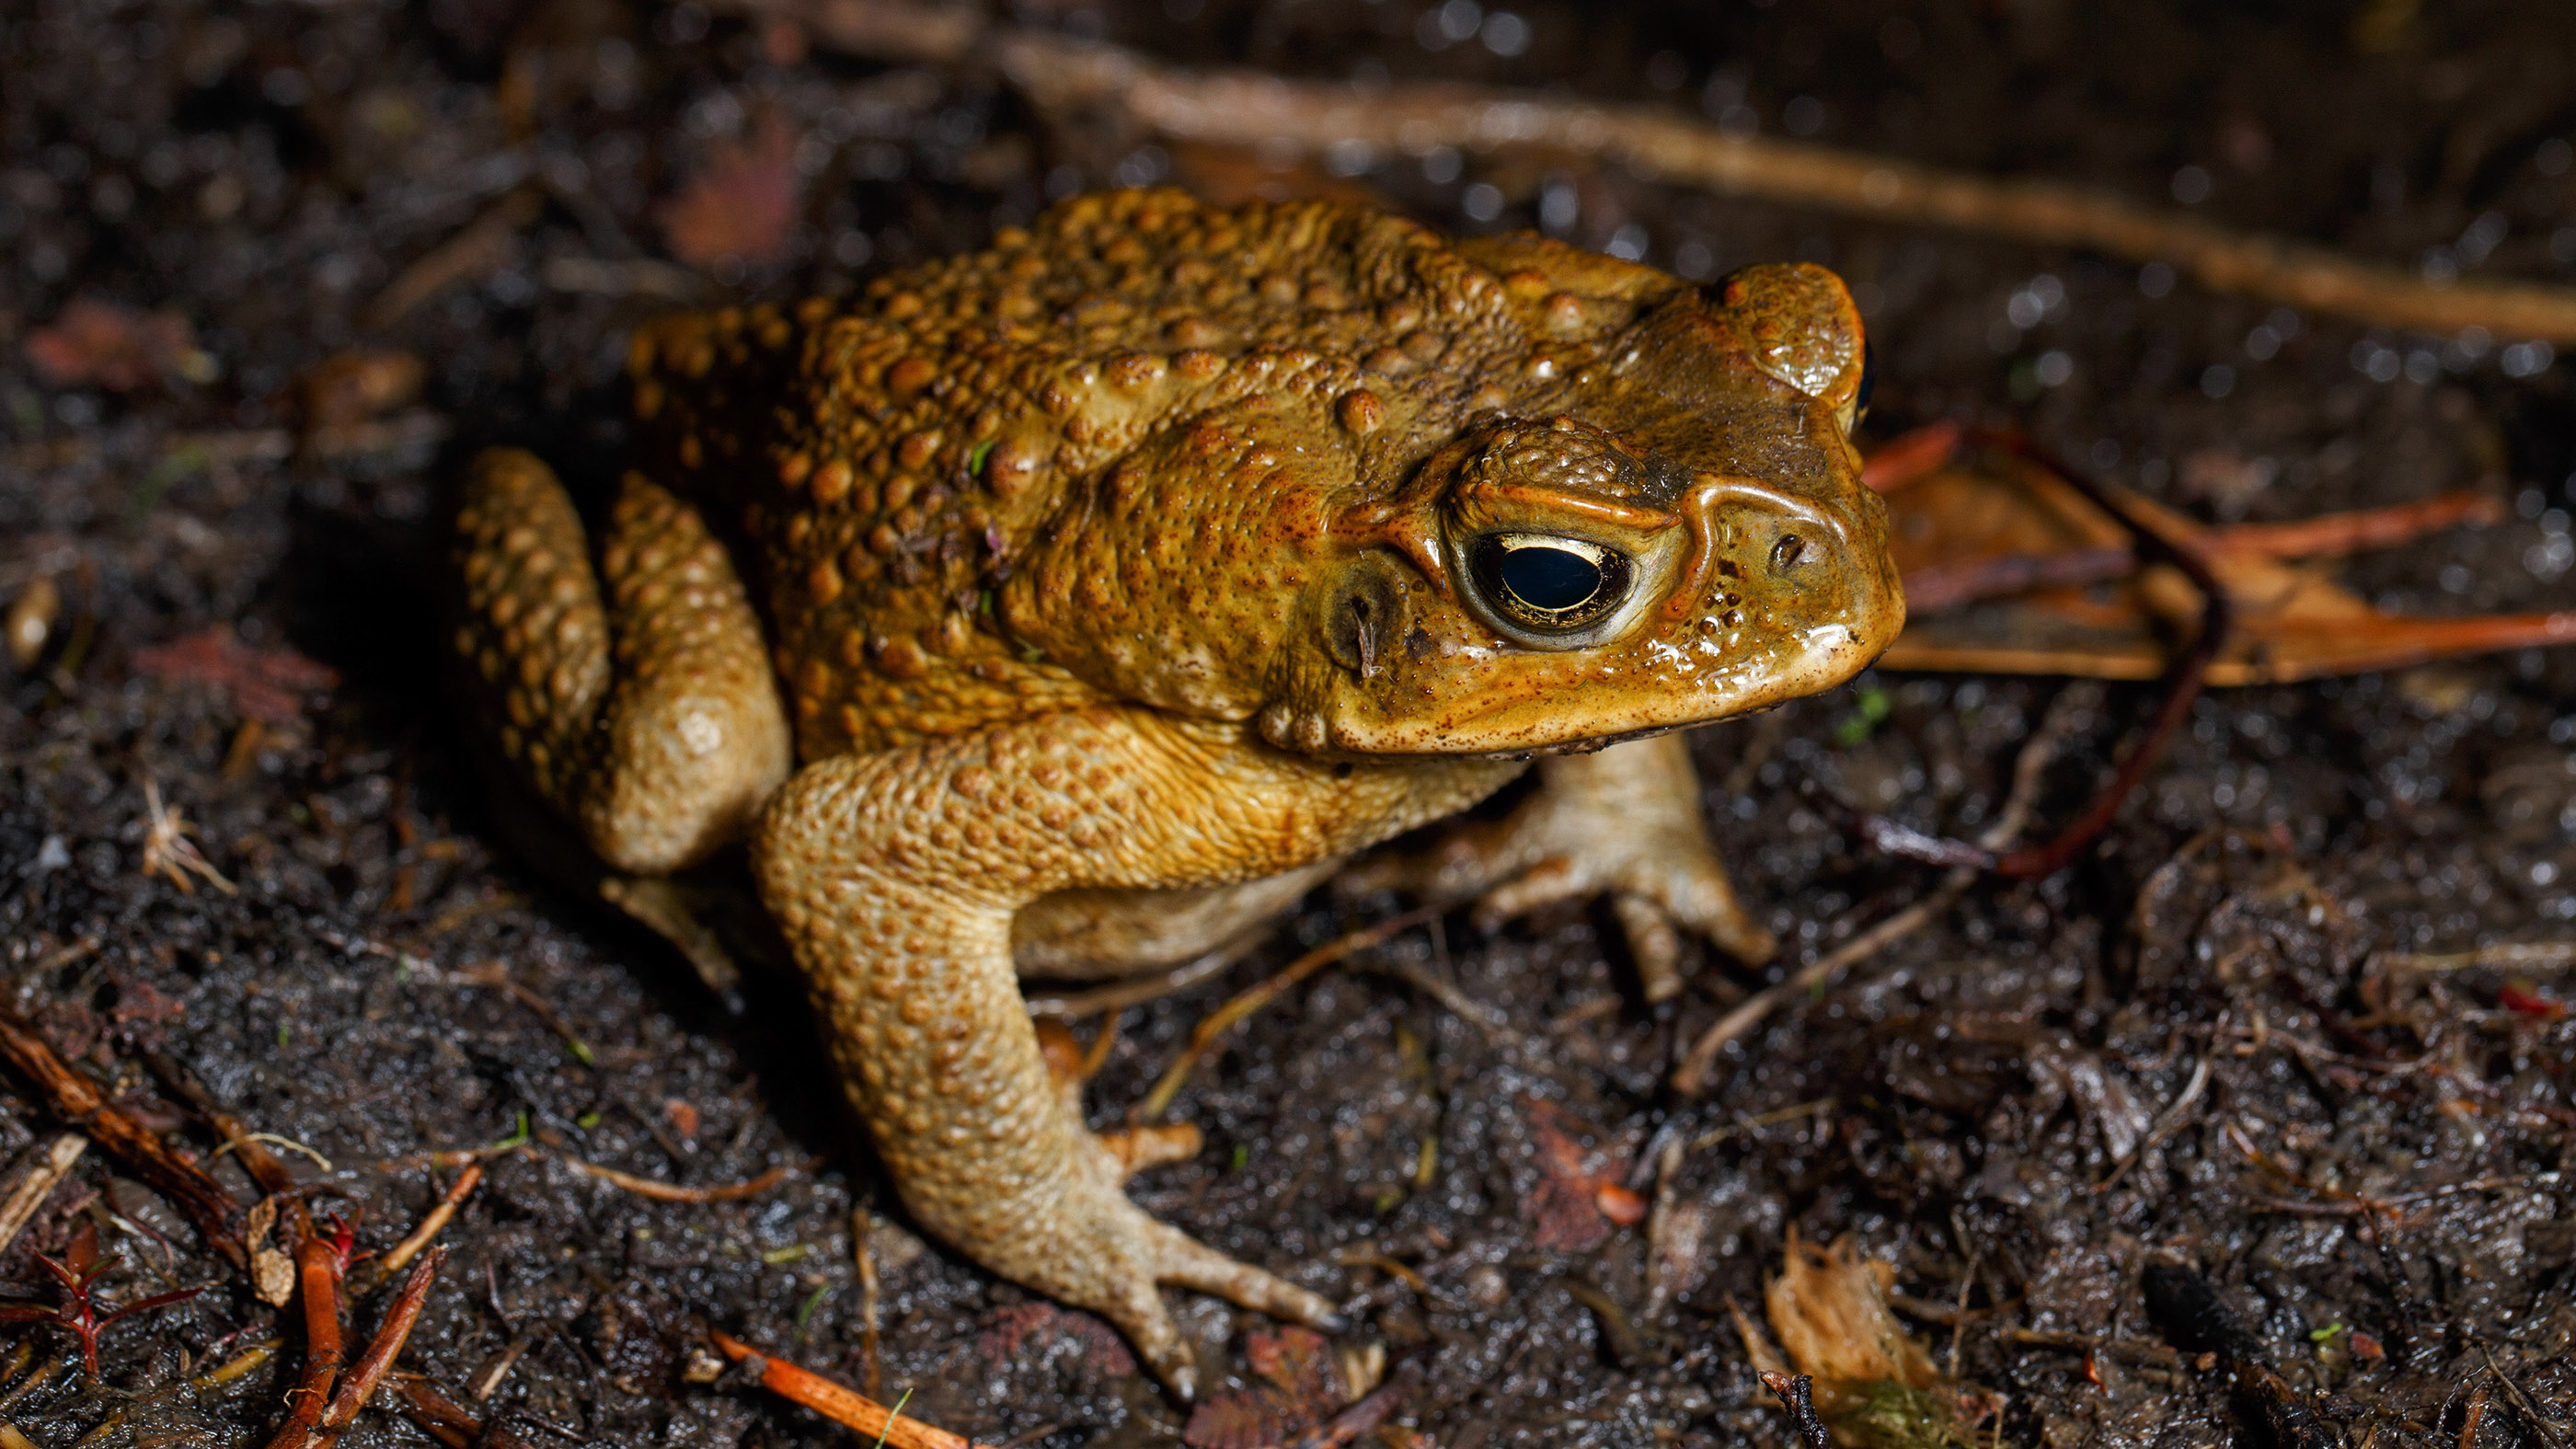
xmin=1770 ymin=533 xmax=1808 ymax=571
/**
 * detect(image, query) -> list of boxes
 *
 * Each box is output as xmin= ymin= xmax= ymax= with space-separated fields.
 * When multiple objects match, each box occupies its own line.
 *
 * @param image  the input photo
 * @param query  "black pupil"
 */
xmin=1501 ymin=546 xmax=1602 ymax=613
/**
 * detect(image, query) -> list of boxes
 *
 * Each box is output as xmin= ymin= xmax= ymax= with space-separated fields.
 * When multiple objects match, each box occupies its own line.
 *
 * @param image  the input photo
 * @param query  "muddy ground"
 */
xmin=3 ymin=1 xmax=2573 ymax=1444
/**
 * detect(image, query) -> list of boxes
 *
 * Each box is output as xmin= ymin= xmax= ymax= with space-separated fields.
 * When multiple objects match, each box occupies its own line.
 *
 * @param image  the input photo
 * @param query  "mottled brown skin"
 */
xmin=447 ymin=188 xmax=1904 ymax=1398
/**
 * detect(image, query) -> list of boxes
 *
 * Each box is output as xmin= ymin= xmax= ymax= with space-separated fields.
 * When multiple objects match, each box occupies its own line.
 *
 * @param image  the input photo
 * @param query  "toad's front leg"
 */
xmin=1343 ymin=732 xmax=1775 ymax=1002
xmin=753 ymin=707 xmax=1509 ymax=1400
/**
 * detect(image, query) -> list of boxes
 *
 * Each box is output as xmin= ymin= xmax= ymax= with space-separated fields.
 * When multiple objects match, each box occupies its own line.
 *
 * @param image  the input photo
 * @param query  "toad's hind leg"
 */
xmin=755 ymin=707 xmax=1511 ymax=1400
xmin=449 ymin=449 xmax=790 ymax=988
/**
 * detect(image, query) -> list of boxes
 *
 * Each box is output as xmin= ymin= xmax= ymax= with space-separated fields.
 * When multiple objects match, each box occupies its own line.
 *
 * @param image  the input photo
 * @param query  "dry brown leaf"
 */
xmin=659 ymin=113 xmax=804 ymax=268
xmin=1520 ymin=1098 xmax=1632 ymax=1254
xmin=1874 ymin=431 xmax=2576 ymax=684
xmin=975 ymin=1301 xmax=1137 ymax=1378
xmin=246 ymin=1196 xmax=293 ymax=1306
xmin=24 ymin=299 xmax=215 ymax=391
xmin=1181 ymin=1326 xmax=1342 ymax=1449
xmin=130 ymin=627 xmax=338 ymax=725
xmin=1739 ymin=1228 xmax=2004 ymax=1449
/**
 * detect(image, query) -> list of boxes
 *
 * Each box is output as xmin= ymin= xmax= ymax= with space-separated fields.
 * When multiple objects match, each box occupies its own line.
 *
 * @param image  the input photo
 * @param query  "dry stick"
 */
xmin=1025 ymin=946 xmax=1239 ymax=1018
xmin=708 ymin=1330 xmax=993 ymax=1449
xmin=1857 ymin=428 xmax=2235 ymax=880
xmin=315 ymin=1248 xmax=447 ymax=1445
xmin=2482 ymin=1348 xmax=2575 ymax=1449
xmin=391 ymin=1377 xmax=483 ymax=1449
xmin=144 ymin=1051 xmax=302 ymax=1200
xmin=2089 ymin=1054 xmax=2213 ymax=1194
xmin=363 ymin=187 xmax=544 ymax=330
xmin=756 ymin=2 xmax=2576 ymax=340
xmin=375 ymin=1165 xmax=481 ymax=1277
xmin=0 ymin=1006 xmax=244 ymax=1267
xmin=2375 ymin=942 xmax=2576 ymax=974
xmin=1140 ymin=906 xmax=1441 ymax=1121
xmin=973 ymin=29 xmax=2576 ymax=344
xmin=1899 ymin=490 xmax=2507 ymax=618
xmin=1673 ymin=690 xmax=2074 ymax=1094
xmin=263 ymin=1227 xmax=347 ymax=1449
xmin=453 ymin=963 xmax=596 ymax=1066
xmin=561 ymin=1157 xmax=798 ymax=1203
xmin=854 ymin=1208 xmax=884 ymax=1401
xmin=144 ymin=1044 xmax=374 ymax=1445
xmin=0 ymin=1136 xmax=87 ymax=1259
xmin=1898 ymin=546 xmax=2135 ymax=615
xmin=1758 ymin=1372 xmax=1835 ymax=1449
xmin=2205 ymin=492 xmax=2503 ymax=559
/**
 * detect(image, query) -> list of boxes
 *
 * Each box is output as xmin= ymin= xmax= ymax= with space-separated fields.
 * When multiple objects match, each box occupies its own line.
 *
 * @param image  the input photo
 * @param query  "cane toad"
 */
xmin=447 ymin=188 xmax=1903 ymax=1397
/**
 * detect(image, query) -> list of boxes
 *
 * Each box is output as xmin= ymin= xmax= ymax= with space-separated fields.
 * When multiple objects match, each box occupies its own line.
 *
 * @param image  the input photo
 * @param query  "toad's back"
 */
xmin=622 ymin=188 xmax=1694 ymax=758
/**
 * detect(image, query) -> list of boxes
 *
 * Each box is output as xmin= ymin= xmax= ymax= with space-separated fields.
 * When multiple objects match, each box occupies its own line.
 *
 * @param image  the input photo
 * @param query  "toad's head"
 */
xmin=1268 ymin=262 xmax=1904 ymax=757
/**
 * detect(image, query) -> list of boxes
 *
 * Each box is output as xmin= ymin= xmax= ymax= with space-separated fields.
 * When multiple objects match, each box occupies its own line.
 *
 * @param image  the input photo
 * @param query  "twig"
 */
xmin=467 ymin=1330 xmax=537 ymax=1401
xmin=139 ymin=778 xmax=236 ymax=896
xmin=1674 ymin=686 xmax=2074 ymax=1093
xmin=854 ymin=1209 xmax=883 ymax=1401
xmin=1858 ymin=428 xmax=2234 ymax=880
xmin=1682 ymin=1097 xmax=1838 ymax=1153
xmin=561 ymin=1156 xmax=797 ymax=1203
xmin=709 ymin=1330 xmax=992 ymax=1449
xmin=0 ymin=1136 xmax=87 ymax=1259
xmin=143 ymin=1051 xmax=303 ymax=1199
xmin=2482 ymin=1348 xmax=2575 ymax=1449
xmin=1139 ymin=906 xmax=1439 ymax=1121
xmin=315 ymin=1248 xmax=446 ymax=1445
xmin=453 ymin=962 xmax=596 ymax=1066
xmin=2144 ymin=1262 xmax=2340 ymax=1449
xmin=213 ymin=1132 xmax=334 ymax=1175
xmin=1758 ymin=1372 xmax=1834 ymax=1449
xmin=0 ymin=1006 xmax=244 ymax=1267
xmin=262 ymin=1223 xmax=347 ymax=1449
xmin=1899 ymin=546 xmax=2134 ymax=615
xmin=374 ymin=1166 xmax=483 ymax=1278
xmin=1675 ymin=886 xmax=1967 ymax=1094
xmin=2374 ymin=942 xmax=2576 ymax=974
xmin=1900 ymin=490 xmax=2507 ymax=618
xmin=392 ymin=1376 xmax=482 ymax=1449
xmin=1372 ymin=956 xmax=1517 ymax=1041
xmin=741 ymin=3 xmax=2576 ymax=345
xmin=2206 ymin=492 xmax=2503 ymax=559
xmin=1024 ymin=946 xmax=1240 ymax=1018
xmin=2091 ymin=1054 xmax=2211 ymax=1193
xmin=365 ymin=188 xmax=545 ymax=329
xmin=1859 ymin=420 xmax=1964 ymax=492
xmin=2007 ymin=1328 xmax=2181 ymax=1367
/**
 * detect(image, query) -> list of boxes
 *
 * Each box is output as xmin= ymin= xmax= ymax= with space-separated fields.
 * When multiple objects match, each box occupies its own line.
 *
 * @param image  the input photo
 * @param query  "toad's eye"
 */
xmin=1469 ymin=533 xmax=1632 ymax=635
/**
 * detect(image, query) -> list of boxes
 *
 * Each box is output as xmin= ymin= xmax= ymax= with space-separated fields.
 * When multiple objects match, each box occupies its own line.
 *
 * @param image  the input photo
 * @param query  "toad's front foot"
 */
xmin=1343 ymin=733 xmax=1775 ymax=1000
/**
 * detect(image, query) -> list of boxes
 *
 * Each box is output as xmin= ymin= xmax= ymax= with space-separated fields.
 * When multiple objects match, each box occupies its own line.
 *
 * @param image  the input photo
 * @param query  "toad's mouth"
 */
xmin=1261 ymin=609 xmax=1900 ymax=760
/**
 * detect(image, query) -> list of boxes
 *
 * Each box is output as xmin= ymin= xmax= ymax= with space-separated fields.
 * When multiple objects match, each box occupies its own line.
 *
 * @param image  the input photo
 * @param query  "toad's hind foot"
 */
xmin=753 ymin=711 xmax=1473 ymax=1399
xmin=1033 ymin=1152 xmax=1343 ymax=1401
xmin=1340 ymin=732 xmax=1774 ymax=1001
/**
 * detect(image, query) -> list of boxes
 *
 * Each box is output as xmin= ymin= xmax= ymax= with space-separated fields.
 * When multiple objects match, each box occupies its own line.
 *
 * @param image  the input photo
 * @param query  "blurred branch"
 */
xmin=735 ymin=0 xmax=2576 ymax=345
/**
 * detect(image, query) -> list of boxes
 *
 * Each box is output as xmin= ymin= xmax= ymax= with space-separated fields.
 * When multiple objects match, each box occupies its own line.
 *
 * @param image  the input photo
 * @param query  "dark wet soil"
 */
xmin=4 ymin=2 xmax=2574 ymax=1445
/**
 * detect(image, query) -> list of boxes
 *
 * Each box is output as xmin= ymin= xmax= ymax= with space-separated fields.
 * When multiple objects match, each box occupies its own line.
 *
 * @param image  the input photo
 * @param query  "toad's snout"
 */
xmin=1668 ymin=476 xmax=1849 ymax=615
